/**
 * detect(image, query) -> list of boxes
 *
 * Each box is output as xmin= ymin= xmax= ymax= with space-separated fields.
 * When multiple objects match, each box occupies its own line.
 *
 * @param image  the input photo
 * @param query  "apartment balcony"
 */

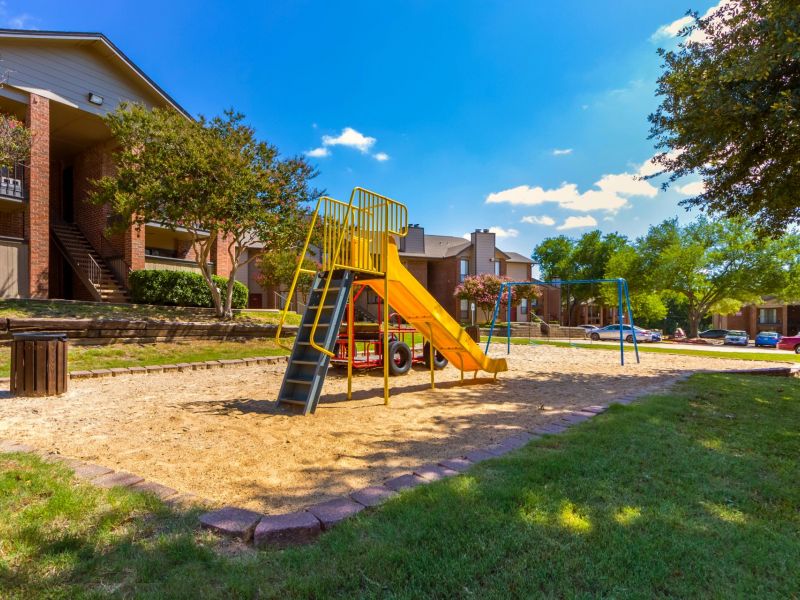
xmin=0 ymin=163 xmax=26 ymax=211
xmin=144 ymin=255 xmax=214 ymax=274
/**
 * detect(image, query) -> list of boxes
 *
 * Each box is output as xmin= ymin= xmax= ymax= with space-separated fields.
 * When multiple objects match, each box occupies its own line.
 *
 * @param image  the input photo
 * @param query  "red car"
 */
xmin=777 ymin=334 xmax=800 ymax=354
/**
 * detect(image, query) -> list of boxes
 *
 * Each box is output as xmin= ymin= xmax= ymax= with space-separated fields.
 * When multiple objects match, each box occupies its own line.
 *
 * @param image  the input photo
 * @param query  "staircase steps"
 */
xmin=51 ymin=223 xmax=131 ymax=303
xmin=277 ymin=269 xmax=354 ymax=415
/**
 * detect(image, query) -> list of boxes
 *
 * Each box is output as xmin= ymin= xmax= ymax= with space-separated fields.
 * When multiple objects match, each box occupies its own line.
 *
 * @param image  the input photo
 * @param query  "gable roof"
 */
xmin=399 ymin=233 xmax=531 ymax=262
xmin=0 ymin=29 xmax=190 ymax=118
xmin=504 ymin=251 xmax=534 ymax=264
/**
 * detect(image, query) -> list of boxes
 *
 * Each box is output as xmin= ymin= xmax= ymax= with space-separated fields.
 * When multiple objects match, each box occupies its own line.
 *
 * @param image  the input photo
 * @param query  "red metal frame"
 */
xmin=331 ymin=284 xmax=426 ymax=371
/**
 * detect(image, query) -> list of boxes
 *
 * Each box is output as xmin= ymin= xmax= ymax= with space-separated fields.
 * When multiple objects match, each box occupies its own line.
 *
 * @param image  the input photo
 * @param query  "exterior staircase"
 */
xmin=51 ymin=222 xmax=131 ymax=303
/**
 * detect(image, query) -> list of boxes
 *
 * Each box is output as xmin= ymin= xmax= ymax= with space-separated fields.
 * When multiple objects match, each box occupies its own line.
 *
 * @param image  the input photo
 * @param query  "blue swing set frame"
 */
xmin=484 ymin=278 xmax=640 ymax=366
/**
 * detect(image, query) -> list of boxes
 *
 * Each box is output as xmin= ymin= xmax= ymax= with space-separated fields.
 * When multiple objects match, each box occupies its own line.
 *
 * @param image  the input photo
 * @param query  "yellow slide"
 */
xmin=360 ymin=238 xmax=508 ymax=375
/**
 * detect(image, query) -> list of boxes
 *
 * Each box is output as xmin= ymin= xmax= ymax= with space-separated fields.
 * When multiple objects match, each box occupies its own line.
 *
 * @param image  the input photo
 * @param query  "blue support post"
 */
xmin=623 ymin=279 xmax=640 ymax=363
xmin=485 ymin=285 xmax=505 ymax=355
xmin=506 ymin=284 xmax=512 ymax=355
xmin=617 ymin=278 xmax=625 ymax=366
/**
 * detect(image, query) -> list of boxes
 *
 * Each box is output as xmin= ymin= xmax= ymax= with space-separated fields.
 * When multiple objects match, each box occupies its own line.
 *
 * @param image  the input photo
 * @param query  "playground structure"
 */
xmin=275 ymin=187 xmax=507 ymax=415
xmin=329 ymin=290 xmax=449 ymax=375
xmin=485 ymin=279 xmax=641 ymax=366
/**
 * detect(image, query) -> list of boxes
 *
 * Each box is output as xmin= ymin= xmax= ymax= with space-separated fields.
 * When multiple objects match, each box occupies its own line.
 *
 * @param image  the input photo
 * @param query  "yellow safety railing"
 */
xmin=275 ymin=187 xmax=408 ymax=355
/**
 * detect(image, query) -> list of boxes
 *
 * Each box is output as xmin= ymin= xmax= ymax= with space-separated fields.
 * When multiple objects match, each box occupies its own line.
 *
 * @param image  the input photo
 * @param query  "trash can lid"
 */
xmin=11 ymin=332 xmax=69 ymax=342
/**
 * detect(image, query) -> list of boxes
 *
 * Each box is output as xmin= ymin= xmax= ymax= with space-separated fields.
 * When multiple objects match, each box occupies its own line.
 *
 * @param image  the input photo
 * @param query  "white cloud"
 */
xmin=309 ymin=126 xmax=389 ymax=159
xmin=489 ymin=226 xmax=518 ymax=239
xmin=651 ymin=15 xmax=693 ymax=40
xmin=321 ymin=127 xmax=376 ymax=153
xmin=638 ymin=149 xmax=684 ymax=178
xmin=521 ymin=215 xmax=556 ymax=226
xmin=552 ymin=148 xmax=573 ymax=156
xmin=557 ymin=216 xmax=598 ymax=231
xmin=677 ymin=180 xmax=706 ymax=196
xmin=485 ymin=167 xmax=658 ymax=214
xmin=652 ymin=1 xmax=736 ymax=44
xmin=462 ymin=233 xmax=471 ymax=241
xmin=305 ymin=147 xmax=330 ymax=158
xmin=596 ymin=173 xmax=658 ymax=198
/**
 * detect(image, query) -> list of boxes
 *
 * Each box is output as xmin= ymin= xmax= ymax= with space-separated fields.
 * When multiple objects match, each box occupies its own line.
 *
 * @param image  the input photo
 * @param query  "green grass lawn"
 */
xmin=2 ymin=373 xmax=799 ymax=597
xmin=0 ymin=339 xmax=290 ymax=378
xmin=0 ymin=298 xmax=301 ymax=325
xmin=488 ymin=336 xmax=800 ymax=364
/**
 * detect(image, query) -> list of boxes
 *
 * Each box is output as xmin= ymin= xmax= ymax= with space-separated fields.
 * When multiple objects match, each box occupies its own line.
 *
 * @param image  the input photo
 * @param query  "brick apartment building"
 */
xmin=0 ymin=29 xmax=233 ymax=302
xmin=712 ymin=299 xmax=800 ymax=338
xmin=374 ymin=225 xmax=561 ymax=324
xmin=0 ymin=28 xmax=560 ymax=323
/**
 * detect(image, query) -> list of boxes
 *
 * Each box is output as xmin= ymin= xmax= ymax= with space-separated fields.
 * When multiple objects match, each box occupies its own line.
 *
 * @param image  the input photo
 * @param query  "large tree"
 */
xmin=0 ymin=114 xmax=30 ymax=168
xmin=454 ymin=274 xmax=514 ymax=323
xmin=255 ymin=250 xmax=318 ymax=309
xmin=636 ymin=217 xmax=800 ymax=336
xmin=600 ymin=245 xmax=669 ymax=327
xmin=532 ymin=231 xmax=628 ymax=323
xmin=649 ymin=0 xmax=800 ymax=232
xmin=92 ymin=104 xmax=318 ymax=318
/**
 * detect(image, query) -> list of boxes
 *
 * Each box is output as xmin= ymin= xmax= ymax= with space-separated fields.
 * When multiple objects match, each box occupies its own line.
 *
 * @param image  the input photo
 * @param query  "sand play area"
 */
xmin=0 ymin=345 xmax=791 ymax=513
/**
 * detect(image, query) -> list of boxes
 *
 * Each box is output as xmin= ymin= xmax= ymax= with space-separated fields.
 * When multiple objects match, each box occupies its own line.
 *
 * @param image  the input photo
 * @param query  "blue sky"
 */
xmin=5 ymin=0 xmax=718 ymax=256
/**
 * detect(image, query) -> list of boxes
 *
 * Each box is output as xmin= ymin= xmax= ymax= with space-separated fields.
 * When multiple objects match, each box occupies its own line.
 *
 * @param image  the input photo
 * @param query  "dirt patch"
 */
xmin=0 ymin=345 xmax=790 ymax=514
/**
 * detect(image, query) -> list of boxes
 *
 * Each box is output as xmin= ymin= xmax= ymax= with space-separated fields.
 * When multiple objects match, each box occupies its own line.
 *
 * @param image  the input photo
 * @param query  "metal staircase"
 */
xmin=51 ymin=223 xmax=131 ymax=303
xmin=277 ymin=269 xmax=354 ymax=414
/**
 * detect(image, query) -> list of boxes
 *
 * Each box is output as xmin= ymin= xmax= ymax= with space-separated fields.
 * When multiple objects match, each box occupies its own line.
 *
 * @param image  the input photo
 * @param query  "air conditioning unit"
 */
xmin=1 ymin=177 xmax=23 ymax=198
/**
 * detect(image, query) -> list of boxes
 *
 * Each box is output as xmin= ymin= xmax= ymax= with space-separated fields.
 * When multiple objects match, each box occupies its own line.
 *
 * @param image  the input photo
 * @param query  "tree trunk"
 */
xmin=222 ymin=271 xmax=236 ymax=319
xmin=688 ymin=310 xmax=702 ymax=338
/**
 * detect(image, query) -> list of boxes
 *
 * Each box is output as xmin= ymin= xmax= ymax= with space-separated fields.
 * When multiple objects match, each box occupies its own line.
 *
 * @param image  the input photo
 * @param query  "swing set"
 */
xmin=484 ymin=278 xmax=640 ymax=366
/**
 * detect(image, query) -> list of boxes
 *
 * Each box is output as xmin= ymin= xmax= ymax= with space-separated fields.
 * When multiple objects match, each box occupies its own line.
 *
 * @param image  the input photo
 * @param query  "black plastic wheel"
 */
xmin=795 ymin=344 xmax=800 ymax=355
xmin=590 ymin=332 xmax=600 ymax=341
xmin=423 ymin=342 xmax=448 ymax=370
xmin=388 ymin=341 xmax=413 ymax=375
xmin=625 ymin=334 xmax=634 ymax=343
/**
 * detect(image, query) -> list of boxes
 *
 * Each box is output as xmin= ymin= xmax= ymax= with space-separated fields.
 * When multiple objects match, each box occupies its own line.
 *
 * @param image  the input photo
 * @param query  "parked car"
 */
xmin=777 ymin=333 xmax=800 ymax=354
xmin=754 ymin=331 xmax=781 ymax=348
xmin=589 ymin=324 xmax=660 ymax=343
xmin=699 ymin=329 xmax=729 ymax=339
xmin=577 ymin=324 xmax=599 ymax=333
xmin=723 ymin=330 xmax=749 ymax=346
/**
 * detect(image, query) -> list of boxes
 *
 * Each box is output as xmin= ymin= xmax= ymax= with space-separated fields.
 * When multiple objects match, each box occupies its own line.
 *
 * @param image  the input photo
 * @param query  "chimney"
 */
xmin=470 ymin=228 xmax=496 ymax=275
xmin=401 ymin=224 xmax=425 ymax=254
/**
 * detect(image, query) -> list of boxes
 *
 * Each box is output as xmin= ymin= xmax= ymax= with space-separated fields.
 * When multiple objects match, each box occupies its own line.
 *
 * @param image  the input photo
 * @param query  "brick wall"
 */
xmin=124 ymin=220 xmax=145 ymax=273
xmin=73 ymin=140 xmax=119 ymax=253
xmin=26 ymin=93 xmax=49 ymax=298
xmin=0 ymin=211 xmax=24 ymax=238
xmin=403 ymin=259 xmax=427 ymax=288
xmin=213 ymin=232 xmax=234 ymax=277
xmin=428 ymin=258 xmax=459 ymax=319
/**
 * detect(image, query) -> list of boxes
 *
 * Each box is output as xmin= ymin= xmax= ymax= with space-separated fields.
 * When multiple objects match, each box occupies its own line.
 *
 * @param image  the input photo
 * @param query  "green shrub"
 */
xmin=128 ymin=270 xmax=248 ymax=309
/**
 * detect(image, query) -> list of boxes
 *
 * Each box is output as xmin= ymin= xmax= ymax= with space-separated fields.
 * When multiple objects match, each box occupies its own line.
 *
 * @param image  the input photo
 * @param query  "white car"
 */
xmin=589 ymin=324 xmax=660 ymax=343
xmin=724 ymin=330 xmax=749 ymax=346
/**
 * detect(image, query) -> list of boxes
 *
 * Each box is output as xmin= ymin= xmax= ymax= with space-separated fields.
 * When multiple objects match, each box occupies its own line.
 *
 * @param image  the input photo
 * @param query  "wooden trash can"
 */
xmin=9 ymin=333 xmax=69 ymax=397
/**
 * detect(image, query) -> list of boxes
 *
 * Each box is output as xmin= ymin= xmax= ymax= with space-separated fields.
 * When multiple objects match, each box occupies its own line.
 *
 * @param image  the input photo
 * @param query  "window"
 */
xmin=460 ymin=299 xmax=469 ymax=315
xmin=459 ymin=259 xmax=469 ymax=282
xmin=520 ymin=298 xmax=528 ymax=315
xmin=494 ymin=260 xmax=501 ymax=276
xmin=758 ymin=308 xmax=778 ymax=324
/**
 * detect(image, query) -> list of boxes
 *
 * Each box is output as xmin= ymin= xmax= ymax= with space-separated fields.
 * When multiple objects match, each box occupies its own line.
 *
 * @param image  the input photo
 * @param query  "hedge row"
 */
xmin=128 ymin=270 xmax=248 ymax=309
